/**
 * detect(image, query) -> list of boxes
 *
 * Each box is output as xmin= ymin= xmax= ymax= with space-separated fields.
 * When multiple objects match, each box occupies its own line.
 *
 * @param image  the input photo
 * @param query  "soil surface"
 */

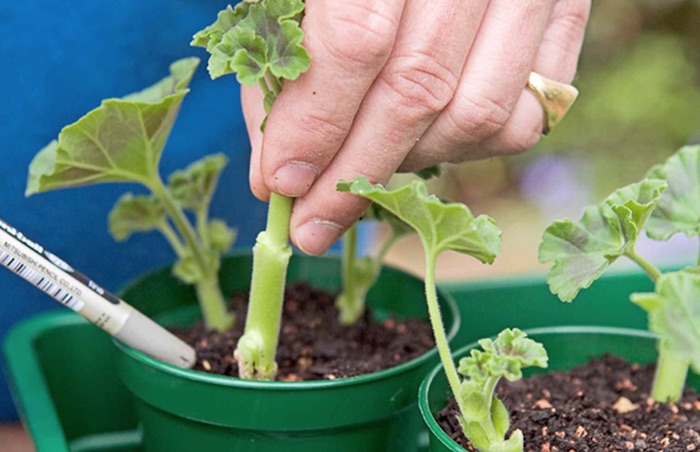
xmin=438 ymin=355 xmax=700 ymax=451
xmin=174 ymin=281 xmax=435 ymax=381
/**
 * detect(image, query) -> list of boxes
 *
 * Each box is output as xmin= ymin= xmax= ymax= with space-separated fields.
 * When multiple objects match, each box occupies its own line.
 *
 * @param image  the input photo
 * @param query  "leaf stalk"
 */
xmin=424 ymin=250 xmax=463 ymax=413
xmin=651 ymin=349 xmax=690 ymax=402
xmin=625 ymin=248 xmax=662 ymax=283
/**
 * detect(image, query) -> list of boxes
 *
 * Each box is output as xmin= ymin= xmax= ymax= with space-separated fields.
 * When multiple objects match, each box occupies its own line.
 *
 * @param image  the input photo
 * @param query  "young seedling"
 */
xmin=25 ymin=58 xmax=236 ymax=332
xmin=192 ymin=0 xmax=310 ymax=379
xmin=340 ymin=177 xmax=547 ymax=451
xmin=539 ymin=145 xmax=700 ymax=402
xmin=456 ymin=328 xmax=548 ymax=452
xmin=336 ymin=170 xmax=441 ymax=326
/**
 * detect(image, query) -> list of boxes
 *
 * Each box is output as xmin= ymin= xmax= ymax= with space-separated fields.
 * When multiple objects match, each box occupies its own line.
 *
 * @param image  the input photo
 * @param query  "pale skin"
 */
xmin=243 ymin=0 xmax=591 ymax=255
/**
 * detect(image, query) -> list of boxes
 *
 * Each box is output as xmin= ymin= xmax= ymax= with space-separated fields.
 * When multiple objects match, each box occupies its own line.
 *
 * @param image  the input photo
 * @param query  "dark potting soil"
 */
xmin=174 ymin=281 xmax=435 ymax=381
xmin=438 ymin=355 xmax=700 ymax=451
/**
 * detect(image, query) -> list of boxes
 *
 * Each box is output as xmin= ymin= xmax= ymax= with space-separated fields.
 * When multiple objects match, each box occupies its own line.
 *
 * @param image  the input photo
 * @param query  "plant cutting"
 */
xmin=25 ymin=58 xmax=237 ymax=332
xmin=539 ymin=145 xmax=700 ymax=403
xmin=338 ymin=178 xmax=552 ymax=452
xmin=336 ymin=174 xmax=434 ymax=325
xmin=191 ymin=0 xmax=445 ymax=379
xmin=191 ymin=0 xmax=310 ymax=380
xmin=450 ymin=329 xmax=548 ymax=452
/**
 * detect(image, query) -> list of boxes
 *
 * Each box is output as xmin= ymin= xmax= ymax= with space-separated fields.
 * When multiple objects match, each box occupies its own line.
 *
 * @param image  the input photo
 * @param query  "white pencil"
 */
xmin=0 ymin=218 xmax=196 ymax=369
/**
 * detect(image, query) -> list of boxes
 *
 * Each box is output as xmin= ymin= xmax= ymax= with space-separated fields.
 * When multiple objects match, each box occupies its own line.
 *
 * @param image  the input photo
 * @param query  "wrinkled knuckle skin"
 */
xmin=449 ymin=92 xmax=511 ymax=141
xmin=498 ymin=127 xmax=541 ymax=156
xmin=295 ymin=112 xmax=349 ymax=149
xmin=559 ymin=0 xmax=592 ymax=34
xmin=381 ymin=51 xmax=459 ymax=116
xmin=323 ymin=3 xmax=397 ymax=68
xmin=546 ymin=0 xmax=591 ymax=67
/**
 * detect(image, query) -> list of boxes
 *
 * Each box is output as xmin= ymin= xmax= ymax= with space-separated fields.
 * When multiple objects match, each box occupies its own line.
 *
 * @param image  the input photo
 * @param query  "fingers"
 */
xmin=401 ymin=0 xmax=556 ymax=170
xmin=241 ymin=86 xmax=267 ymax=200
xmin=478 ymin=0 xmax=591 ymax=156
xmin=290 ymin=0 xmax=489 ymax=255
xmin=254 ymin=0 xmax=406 ymax=200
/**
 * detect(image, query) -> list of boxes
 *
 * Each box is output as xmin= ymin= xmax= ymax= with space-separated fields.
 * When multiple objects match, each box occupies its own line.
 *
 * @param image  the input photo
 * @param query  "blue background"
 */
xmin=0 ymin=0 xmax=267 ymax=420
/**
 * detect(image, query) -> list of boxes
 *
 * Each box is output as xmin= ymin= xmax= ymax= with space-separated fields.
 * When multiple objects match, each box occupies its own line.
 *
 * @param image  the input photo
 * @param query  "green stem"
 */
xmin=337 ymin=224 xmax=364 ymax=325
xmin=158 ymin=221 xmax=187 ymax=258
xmin=266 ymin=74 xmax=283 ymax=95
xmin=151 ymin=180 xmax=208 ymax=273
xmin=625 ymin=249 xmax=662 ymax=283
xmin=424 ymin=250 xmax=462 ymax=411
xmin=195 ymin=273 xmax=235 ymax=332
xmin=343 ymin=224 xmax=358 ymax=286
xmin=196 ymin=207 xmax=210 ymax=250
xmin=697 ymin=237 xmax=700 ymax=268
xmin=258 ymin=79 xmax=273 ymax=114
xmin=258 ymin=78 xmax=272 ymax=97
xmin=266 ymin=193 xmax=293 ymax=242
xmin=482 ymin=376 xmax=499 ymax=414
xmin=236 ymin=193 xmax=293 ymax=380
xmin=651 ymin=349 xmax=689 ymax=402
xmin=151 ymin=180 xmax=232 ymax=331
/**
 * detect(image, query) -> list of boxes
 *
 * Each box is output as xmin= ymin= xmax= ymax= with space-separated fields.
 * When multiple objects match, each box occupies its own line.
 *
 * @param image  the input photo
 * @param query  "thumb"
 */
xmin=241 ymin=85 xmax=269 ymax=201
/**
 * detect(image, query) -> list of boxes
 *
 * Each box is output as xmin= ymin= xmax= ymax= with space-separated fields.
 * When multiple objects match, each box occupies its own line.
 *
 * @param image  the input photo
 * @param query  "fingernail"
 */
xmin=272 ymin=162 xmax=317 ymax=197
xmin=295 ymin=220 xmax=343 ymax=256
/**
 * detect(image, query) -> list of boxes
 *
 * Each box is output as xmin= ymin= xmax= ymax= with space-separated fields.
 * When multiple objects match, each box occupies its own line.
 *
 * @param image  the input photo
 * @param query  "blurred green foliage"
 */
xmin=541 ymin=33 xmax=700 ymax=195
xmin=533 ymin=0 xmax=700 ymax=196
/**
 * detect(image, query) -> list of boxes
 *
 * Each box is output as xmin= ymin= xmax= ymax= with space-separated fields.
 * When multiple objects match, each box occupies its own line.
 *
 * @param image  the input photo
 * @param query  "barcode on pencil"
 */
xmin=0 ymin=250 xmax=85 ymax=312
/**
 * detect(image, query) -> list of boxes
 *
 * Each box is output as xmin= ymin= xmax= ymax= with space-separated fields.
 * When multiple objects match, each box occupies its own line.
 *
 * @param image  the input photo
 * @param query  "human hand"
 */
xmin=242 ymin=0 xmax=591 ymax=255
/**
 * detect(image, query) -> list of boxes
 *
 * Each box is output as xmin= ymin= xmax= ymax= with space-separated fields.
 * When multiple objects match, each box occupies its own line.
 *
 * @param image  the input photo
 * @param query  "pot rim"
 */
xmin=114 ymin=252 xmax=460 ymax=391
xmin=418 ymin=325 xmax=657 ymax=451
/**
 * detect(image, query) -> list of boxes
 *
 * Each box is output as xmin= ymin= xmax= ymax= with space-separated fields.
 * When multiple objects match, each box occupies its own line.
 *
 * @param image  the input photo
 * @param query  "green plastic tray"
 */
xmin=3 ymin=267 xmax=655 ymax=451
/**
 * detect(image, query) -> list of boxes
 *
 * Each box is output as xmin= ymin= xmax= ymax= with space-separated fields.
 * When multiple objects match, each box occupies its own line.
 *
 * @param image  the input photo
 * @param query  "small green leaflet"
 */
xmin=169 ymin=154 xmax=229 ymax=212
xmin=456 ymin=329 xmax=547 ymax=452
xmin=631 ymin=269 xmax=700 ymax=372
xmin=173 ymin=251 xmax=220 ymax=285
xmin=646 ymin=145 xmax=700 ymax=241
xmin=192 ymin=0 xmax=310 ymax=84
xmin=191 ymin=3 xmax=251 ymax=51
xmin=457 ymin=328 xmax=548 ymax=384
xmin=26 ymin=58 xmax=199 ymax=195
xmin=337 ymin=177 xmax=501 ymax=263
xmin=539 ymin=179 xmax=667 ymax=302
xmin=108 ymin=194 xmax=166 ymax=241
xmin=208 ymin=219 xmax=237 ymax=253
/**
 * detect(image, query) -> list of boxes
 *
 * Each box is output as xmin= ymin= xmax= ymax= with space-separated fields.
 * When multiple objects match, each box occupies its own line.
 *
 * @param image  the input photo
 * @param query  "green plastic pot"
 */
xmin=418 ymin=326 xmax=700 ymax=452
xmin=114 ymin=253 xmax=459 ymax=452
xmin=4 ymin=266 xmax=665 ymax=451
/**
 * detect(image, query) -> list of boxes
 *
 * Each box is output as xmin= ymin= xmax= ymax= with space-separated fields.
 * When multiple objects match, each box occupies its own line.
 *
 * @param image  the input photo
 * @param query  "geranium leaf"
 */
xmin=631 ymin=269 xmax=700 ymax=372
xmin=191 ymin=3 xmax=251 ymax=51
xmin=26 ymin=58 xmax=199 ymax=195
xmin=337 ymin=176 xmax=501 ymax=263
xmin=458 ymin=329 xmax=548 ymax=383
xmin=108 ymin=193 xmax=166 ymax=242
xmin=194 ymin=0 xmax=309 ymax=83
xmin=646 ymin=146 xmax=700 ymax=241
xmin=208 ymin=219 xmax=236 ymax=252
xmin=539 ymin=179 xmax=667 ymax=302
xmin=456 ymin=328 xmax=547 ymax=451
xmin=168 ymin=153 xmax=228 ymax=212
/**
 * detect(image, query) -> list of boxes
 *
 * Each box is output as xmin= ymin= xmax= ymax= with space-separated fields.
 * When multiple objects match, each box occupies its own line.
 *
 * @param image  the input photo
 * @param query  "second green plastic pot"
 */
xmin=418 ymin=326 xmax=700 ymax=452
xmin=115 ymin=253 xmax=459 ymax=452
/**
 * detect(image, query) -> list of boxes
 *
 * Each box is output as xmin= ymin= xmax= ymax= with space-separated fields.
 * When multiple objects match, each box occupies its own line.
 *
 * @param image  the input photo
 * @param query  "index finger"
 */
xmin=255 ymin=0 xmax=405 ymax=199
